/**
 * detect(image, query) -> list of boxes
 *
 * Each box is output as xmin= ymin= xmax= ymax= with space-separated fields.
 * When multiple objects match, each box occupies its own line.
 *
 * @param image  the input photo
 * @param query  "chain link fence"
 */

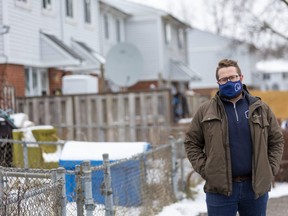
xmin=0 ymin=133 xmax=191 ymax=216
xmin=0 ymin=166 xmax=66 ymax=215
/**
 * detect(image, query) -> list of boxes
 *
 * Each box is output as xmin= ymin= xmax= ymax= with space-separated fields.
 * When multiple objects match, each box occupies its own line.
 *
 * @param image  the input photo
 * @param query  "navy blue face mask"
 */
xmin=219 ymin=80 xmax=243 ymax=99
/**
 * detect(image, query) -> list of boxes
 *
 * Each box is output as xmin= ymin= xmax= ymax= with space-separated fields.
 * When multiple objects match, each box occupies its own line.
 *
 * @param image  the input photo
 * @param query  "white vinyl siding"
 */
xmin=62 ymin=0 xmax=99 ymax=50
xmin=0 ymin=37 xmax=3 ymax=56
xmin=0 ymin=1 xmax=3 ymax=53
xmin=188 ymin=29 xmax=255 ymax=88
xmin=100 ymin=10 xmax=126 ymax=56
xmin=4 ymin=0 xmax=100 ymax=66
xmin=8 ymin=0 xmax=44 ymax=63
xmin=126 ymin=19 xmax=160 ymax=81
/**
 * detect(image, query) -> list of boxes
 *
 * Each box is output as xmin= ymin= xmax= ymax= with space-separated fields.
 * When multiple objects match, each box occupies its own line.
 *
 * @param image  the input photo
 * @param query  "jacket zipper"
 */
xmin=233 ymin=103 xmax=239 ymax=121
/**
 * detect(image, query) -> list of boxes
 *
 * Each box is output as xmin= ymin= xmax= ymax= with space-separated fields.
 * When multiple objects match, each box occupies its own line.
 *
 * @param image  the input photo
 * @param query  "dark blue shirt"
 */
xmin=222 ymin=95 xmax=252 ymax=177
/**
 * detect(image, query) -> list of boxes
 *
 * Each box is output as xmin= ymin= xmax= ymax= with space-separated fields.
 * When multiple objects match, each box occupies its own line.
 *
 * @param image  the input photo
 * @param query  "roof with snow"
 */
xmin=256 ymin=59 xmax=288 ymax=73
xmin=100 ymin=0 xmax=190 ymax=28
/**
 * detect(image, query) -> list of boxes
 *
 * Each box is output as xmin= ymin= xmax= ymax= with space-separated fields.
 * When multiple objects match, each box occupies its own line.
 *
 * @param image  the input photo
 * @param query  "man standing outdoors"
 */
xmin=184 ymin=59 xmax=284 ymax=216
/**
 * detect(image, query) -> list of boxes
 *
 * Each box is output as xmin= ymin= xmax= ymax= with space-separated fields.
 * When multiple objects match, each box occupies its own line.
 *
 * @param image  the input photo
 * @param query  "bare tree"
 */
xmin=280 ymin=0 xmax=288 ymax=7
xmin=174 ymin=0 xmax=288 ymax=57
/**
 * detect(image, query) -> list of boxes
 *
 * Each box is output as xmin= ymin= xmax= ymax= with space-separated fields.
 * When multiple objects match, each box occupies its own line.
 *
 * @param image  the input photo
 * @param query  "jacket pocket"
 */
xmin=201 ymin=114 xmax=222 ymax=156
xmin=251 ymin=112 xmax=270 ymax=147
xmin=251 ymin=113 xmax=269 ymax=128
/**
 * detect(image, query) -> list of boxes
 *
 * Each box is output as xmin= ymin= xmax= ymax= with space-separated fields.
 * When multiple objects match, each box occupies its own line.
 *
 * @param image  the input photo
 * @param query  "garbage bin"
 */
xmin=12 ymin=126 xmax=59 ymax=169
xmin=0 ymin=108 xmax=18 ymax=167
xmin=0 ymin=120 xmax=14 ymax=166
xmin=59 ymin=141 xmax=151 ymax=206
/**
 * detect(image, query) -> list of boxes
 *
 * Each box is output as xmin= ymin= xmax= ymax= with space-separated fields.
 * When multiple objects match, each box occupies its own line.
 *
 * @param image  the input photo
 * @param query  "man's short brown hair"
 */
xmin=216 ymin=59 xmax=242 ymax=80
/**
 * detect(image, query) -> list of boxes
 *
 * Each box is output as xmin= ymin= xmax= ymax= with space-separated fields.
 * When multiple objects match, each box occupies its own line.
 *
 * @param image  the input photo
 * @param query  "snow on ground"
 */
xmin=156 ymin=181 xmax=288 ymax=216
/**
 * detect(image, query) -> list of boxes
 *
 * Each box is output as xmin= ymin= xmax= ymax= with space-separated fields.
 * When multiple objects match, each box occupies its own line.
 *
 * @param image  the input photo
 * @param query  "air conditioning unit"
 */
xmin=62 ymin=75 xmax=98 ymax=95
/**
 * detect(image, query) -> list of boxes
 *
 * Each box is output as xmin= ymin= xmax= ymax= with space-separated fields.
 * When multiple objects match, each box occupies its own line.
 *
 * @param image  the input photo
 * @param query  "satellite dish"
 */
xmin=105 ymin=43 xmax=143 ymax=87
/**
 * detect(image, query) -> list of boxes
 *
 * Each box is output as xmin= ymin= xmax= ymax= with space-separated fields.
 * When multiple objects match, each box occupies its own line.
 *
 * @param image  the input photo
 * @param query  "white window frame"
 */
xmin=177 ymin=28 xmax=184 ymax=49
xmin=116 ymin=19 xmax=121 ymax=42
xmin=42 ymin=0 xmax=52 ymax=10
xmin=84 ymin=0 xmax=92 ymax=24
xmin=15 ymin=0 xmax=31 ymax=10
xmin=104 ymin=14 xmax=109 ymax=39
xmin=164 ymin=23 xmax=172 ymax=44
xmin=282 ymin=72 xmax=288 ymax=80
xmin=65 ymin=0 xmax=77 ymax=24
xmin=25 ymin=67 xmax=49 ymax=96
xmin=42 ymin=0 xmax=55 ymax=16
xmin=66 ymin=0 xmax=73 ymax=18
xmin=263 ymin=73 xmax=270 ymax=80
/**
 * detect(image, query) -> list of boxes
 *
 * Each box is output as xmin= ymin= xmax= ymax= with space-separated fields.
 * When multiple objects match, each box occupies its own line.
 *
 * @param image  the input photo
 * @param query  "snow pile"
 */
xmin=10 ymin=113 xmax=35 ymax=128
xmin=60 ymin=141 xmax=151 ymax=161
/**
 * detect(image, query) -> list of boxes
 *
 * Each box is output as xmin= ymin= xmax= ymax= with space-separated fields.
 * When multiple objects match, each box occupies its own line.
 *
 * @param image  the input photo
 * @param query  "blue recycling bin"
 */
xmin=59 ymin=141 xmax=151 ymax=206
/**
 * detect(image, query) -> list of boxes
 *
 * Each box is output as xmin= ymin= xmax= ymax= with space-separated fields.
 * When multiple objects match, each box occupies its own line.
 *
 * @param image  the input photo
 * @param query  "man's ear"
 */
xmin=240 ymin=75 xmax=244 ymax=81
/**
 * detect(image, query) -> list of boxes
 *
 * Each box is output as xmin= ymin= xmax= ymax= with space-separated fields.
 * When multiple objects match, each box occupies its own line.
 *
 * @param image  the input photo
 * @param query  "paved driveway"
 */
xmin=267 ymin=196 xmax=288 ymax=216
xmin=198 ymin=196 xmax=288 ymax=216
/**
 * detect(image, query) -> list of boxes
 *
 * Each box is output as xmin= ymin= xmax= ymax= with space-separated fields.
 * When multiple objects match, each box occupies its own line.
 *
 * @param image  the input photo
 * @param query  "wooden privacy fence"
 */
xmin=185 ymin=93 xmax=210 ymax=117
xmin=0 ymin=85 xmax=15 ymax=111
xmin=15 ymin=90 xmax=172 ymax=142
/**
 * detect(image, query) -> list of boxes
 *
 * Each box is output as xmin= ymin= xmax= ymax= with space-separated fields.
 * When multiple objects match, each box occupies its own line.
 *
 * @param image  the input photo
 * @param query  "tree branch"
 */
xmin=280 ymin=0 xmax=288 ymax=7
xmin=261 ymin=21 xmax=288 ymax=41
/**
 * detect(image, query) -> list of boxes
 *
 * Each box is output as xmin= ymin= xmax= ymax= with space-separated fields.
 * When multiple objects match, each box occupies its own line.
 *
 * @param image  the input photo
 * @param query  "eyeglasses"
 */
xmin=218 ymin=75 xmax=240 ymax=85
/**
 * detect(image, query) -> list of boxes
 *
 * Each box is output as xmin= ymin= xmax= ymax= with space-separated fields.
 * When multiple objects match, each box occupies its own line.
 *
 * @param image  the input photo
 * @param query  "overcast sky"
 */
xmin=127 ymin=0 xmax=208 ymax=29
xmin=127 ymin=0 xmax=276 ymax=31
xmin=127 ymin=0 xmax=287 ymax=50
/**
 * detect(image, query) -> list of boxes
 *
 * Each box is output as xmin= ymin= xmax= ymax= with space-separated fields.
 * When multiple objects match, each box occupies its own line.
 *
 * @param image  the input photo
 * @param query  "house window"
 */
xmin=282 ymin=72 xmax=288 ymax=79
xmin=272 ymin=83 xmax=279 ymax=90
xmin=65 ymin=0 xmax=74 ymax=18
xmin=116 ymin=19 xmax=121 ymax=42
xmin=15 ymin=0 xmax=31 ymax=9
xmin=263 ymin=73 xmax=270 ymax=80
xmin=104 ymin=14 xmax=109 ymax=39
xmin=84 ymin=0 xmax=91 ymax=24
xmin=42 ymin=0 xmax=52 ymax=10
xmin=164 ymin=23 xmax=171 ymax=44
xmin=25 ymin=68 xmax=49 ymax=96
xmin=177 ymin=28 xmax=184 ymax=49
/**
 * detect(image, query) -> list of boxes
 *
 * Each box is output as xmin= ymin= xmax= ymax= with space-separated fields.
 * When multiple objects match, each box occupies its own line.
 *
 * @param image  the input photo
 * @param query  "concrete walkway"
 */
xmin=198 ymin=196 xmax=288 ymax=216
xmin=267 ymin=196 xmax=288 ymax=216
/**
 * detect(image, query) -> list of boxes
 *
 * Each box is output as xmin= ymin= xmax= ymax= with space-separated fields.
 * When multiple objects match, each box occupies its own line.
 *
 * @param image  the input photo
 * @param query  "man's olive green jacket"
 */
xmin=184 ymin=89 xmax=284 ymax=198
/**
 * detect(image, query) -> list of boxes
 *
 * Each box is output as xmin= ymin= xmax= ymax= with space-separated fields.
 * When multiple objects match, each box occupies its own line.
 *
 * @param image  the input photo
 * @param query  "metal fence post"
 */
xmin=0 ymin=166 xmax=4 ymax=212
xmin=56 ymin=167 xmax=67 ymax=216
xmin=23 ymin=141 xmax=28 ymax=169
xmin=177 ymin=132 xmax=186 ymax=192
xmin=102 ymin=154 xmax=114 ymax=216
xmin=75 ymin=165 xmax=84 ymax=216
xmin=169 ymin=135 xmax=179 ymax=200
xmin=82 ymin=161 xmax=95 ymax=216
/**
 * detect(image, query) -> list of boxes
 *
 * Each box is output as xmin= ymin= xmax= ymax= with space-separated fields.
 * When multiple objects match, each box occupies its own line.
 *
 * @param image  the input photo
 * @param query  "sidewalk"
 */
xmin=198 ymin=196 xmax=288 ymax=216
xmin=267 ymin=196 xmax=288 ymax=216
